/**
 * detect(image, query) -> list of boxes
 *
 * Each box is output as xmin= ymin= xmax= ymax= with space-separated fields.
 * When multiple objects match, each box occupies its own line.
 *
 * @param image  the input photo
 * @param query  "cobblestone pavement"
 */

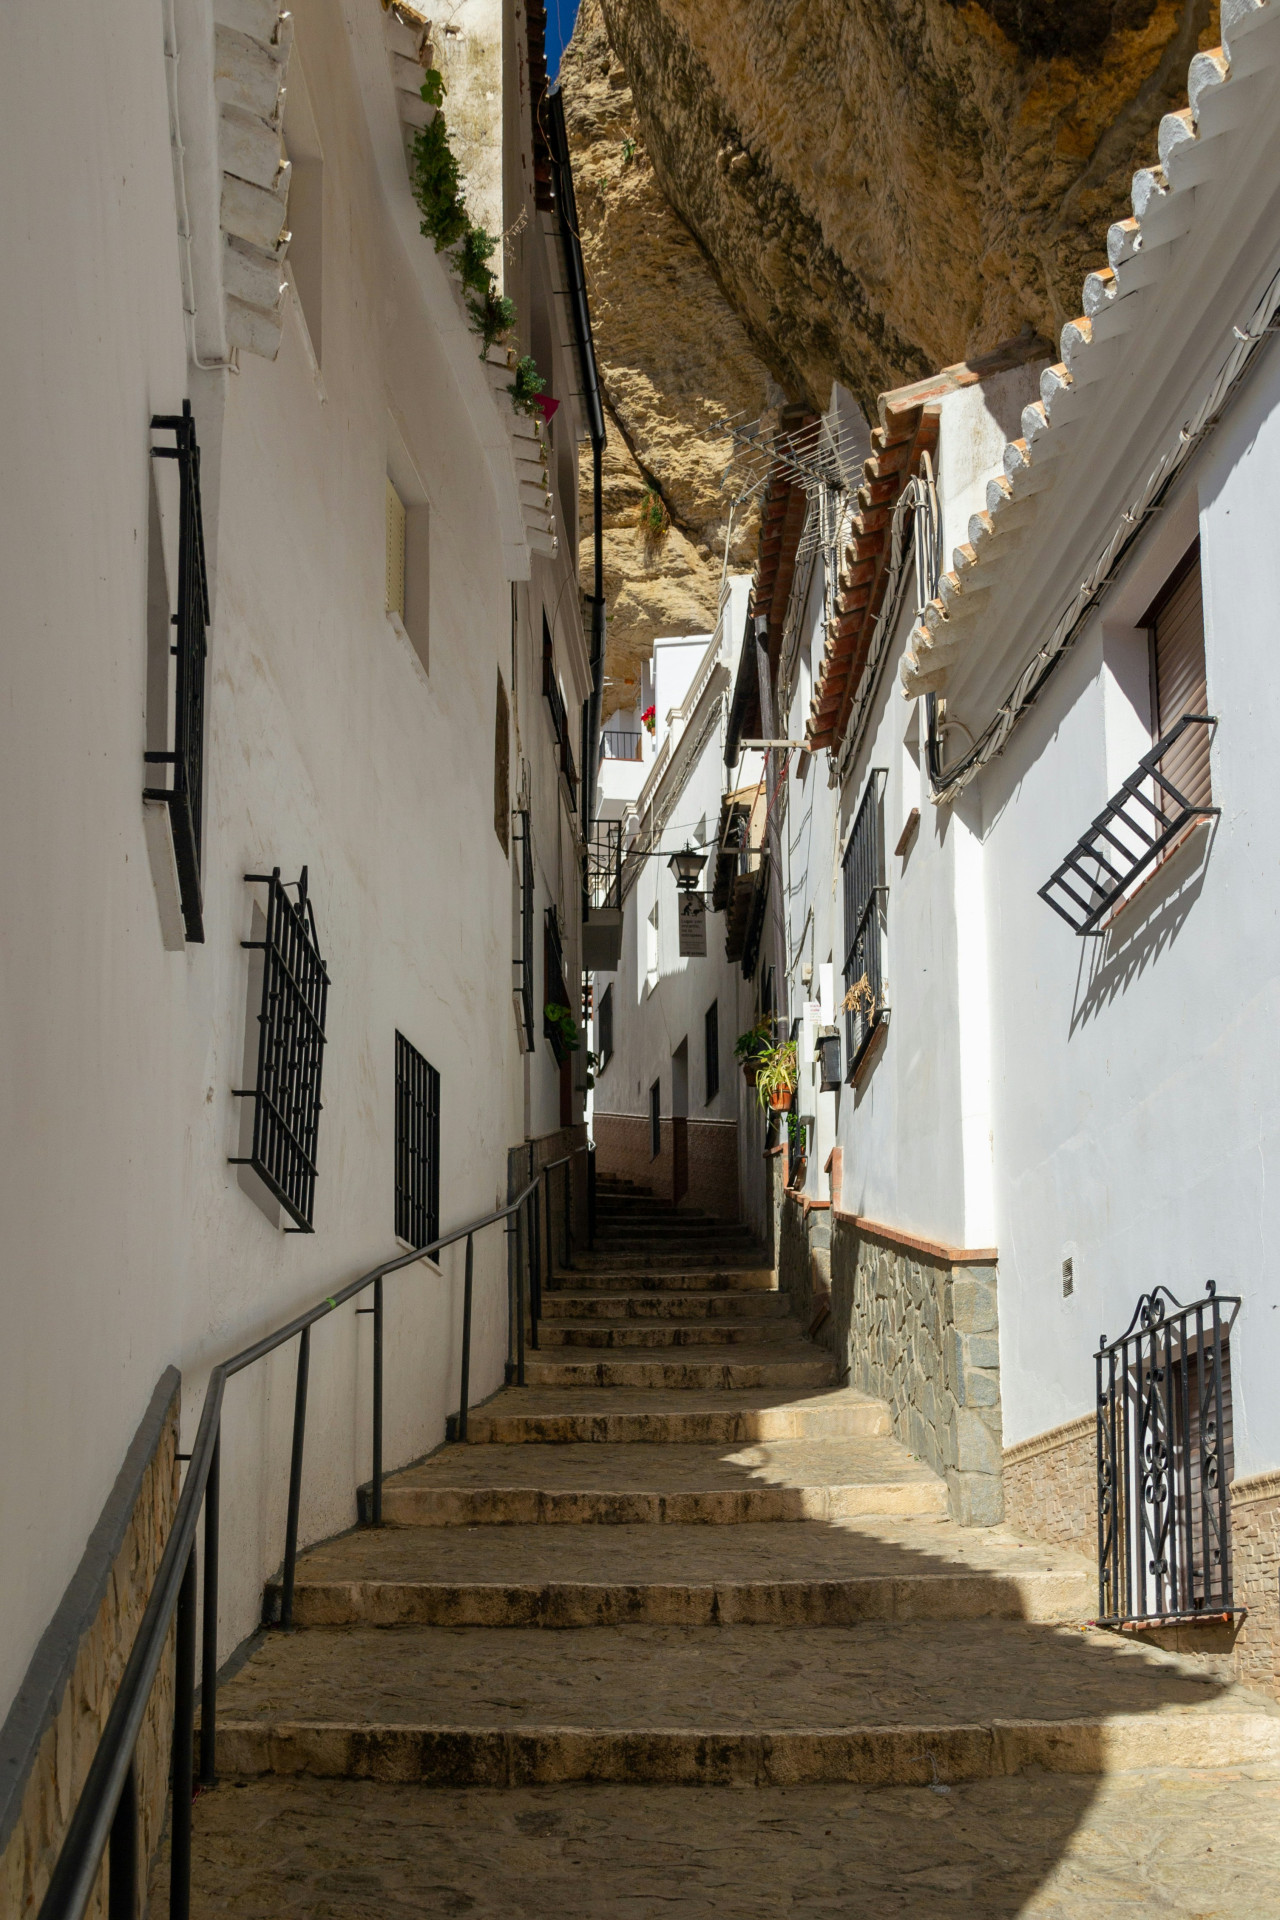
xmin=152 ymin=1771 xmax=1280 ymax=1918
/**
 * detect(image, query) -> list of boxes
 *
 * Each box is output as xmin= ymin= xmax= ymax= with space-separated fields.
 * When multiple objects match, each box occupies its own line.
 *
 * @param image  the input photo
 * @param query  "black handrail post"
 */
xmin=170 ymin=1545 xmax=197 ymax=1920
xmin=563 ymin=1159 xmax=572 ymax=1269
xmin=588 ymin=1144 xmax=596 ymax=1250
xmin=371 ymin=1275 xmax=384 ymax=1525
xmin=280 ymin=1325 xmax=310 ymax=1630
xmin=199 ymin=1429 xmax=220 ymax=1788
xmin=107 ymin=1758 xmax=137 ymax=1920
xmin=531 ymin=1178 xmax=543 ymax=1347
xmin=515 ymin=1197 xmax=527 ymax=1385
xmin=458 ymin=1231 xmax=475 ymax=1442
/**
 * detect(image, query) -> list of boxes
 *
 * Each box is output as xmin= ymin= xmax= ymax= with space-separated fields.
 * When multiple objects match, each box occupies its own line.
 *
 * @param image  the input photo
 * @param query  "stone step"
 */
xmin=150 ymin=1770 xmax=1280 ymax=1918
xmin=522 ymin=1348 xmax=833 ymax=1391
xmin=461 ymin=1386 xmax=889 ymax=1445
xmin=379 ymin=1436 xmax=945 ymax=1524
xmin=594 ymin=1219 xmax=755 ymax=1239
xmin=539 ymin=1289 xmax=790 ymax=1322
xmin=213 ymin=1620 xmax=1280 ymax=1786
xmin=269 ymin=1517 xmax=1095 ymax=1628
xmin=536 ymin=1319 xmax=797 ymax=1349
xmin=546 ymin=1267 xmax=776 ymax=1292
xmin=578 ymin=1247 xmax=765 ymax=1270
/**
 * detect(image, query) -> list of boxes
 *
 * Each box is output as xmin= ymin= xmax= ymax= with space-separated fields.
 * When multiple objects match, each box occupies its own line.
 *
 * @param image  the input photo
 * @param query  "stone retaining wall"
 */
xmin=1002 ymin=1415 xmax=1096 ymax=1561
xmin=1002 ymin=1421 xmax=1280 ymax=1702
xmin=0 ymin=1370 xmax=180 ymax=1917
xmin=821 ymin=1214 xmax=1003 ymax=1526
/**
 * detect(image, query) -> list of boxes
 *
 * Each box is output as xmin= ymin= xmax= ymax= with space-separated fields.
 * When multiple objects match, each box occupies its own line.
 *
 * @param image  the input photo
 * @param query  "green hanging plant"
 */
xmin=508 ymin=354 xmax=547 ymax=416
xmin=409 ymin=70 xmax=528 ymax=385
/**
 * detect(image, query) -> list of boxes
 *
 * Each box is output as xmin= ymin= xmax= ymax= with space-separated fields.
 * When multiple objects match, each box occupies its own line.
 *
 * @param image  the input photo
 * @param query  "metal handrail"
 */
xmin=36 ymin=1138 xmax=594 ymax=1920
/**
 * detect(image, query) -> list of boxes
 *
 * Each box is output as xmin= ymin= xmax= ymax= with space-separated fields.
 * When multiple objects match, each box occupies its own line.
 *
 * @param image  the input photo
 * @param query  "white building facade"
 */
xmin=1 ymin=0 xmax=605 ymax=1897
xmin=720 ymin=0 xmax=1280 ymax=1684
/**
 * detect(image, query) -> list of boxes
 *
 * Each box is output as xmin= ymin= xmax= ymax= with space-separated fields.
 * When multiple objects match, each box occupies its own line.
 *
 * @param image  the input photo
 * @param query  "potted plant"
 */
xmin=755 ymin=1038 xmax=798 ymax=1111
xmin=544 ymin=1001 xmax=581 ymax=1066
xmin=641 ymin=703 xmax=656 ymax=736
xmin=734 ymin=1016 xmax=773 ymax=1086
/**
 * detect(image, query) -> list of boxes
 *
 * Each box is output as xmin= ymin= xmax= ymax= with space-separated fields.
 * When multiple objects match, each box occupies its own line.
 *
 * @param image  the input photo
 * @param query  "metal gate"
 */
xmin=1095 ymin=1281 xmax=1239 ymax=1627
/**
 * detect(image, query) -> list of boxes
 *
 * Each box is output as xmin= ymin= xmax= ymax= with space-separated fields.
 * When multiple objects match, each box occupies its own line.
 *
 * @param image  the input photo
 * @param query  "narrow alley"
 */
xmin=8 ymin=0 xmax=1280 ymax=1914
xmin=151 ymin=1185 xmax=1280 ymax=1915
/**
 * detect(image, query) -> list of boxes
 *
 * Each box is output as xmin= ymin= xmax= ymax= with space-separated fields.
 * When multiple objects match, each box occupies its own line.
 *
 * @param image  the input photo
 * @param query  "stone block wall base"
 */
xmin=1003 ymin=1426 xmax=1280 ymax=1704
xmin=824 ymin=1214 xmax=1003 ymax=1528
xmin=593 ymin=1113 xmax=738 ymax=1220
xmin=0 ymin=1371 xmax=180 ymax=1917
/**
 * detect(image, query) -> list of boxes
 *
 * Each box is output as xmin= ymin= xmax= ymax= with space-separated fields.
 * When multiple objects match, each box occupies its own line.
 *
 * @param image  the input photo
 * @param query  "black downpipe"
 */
xmin=547 ymin=89 xmax=606 ymax=824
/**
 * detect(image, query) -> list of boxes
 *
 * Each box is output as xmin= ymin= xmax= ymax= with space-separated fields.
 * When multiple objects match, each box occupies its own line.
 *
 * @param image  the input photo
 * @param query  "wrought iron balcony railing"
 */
xmin=600 ymin=728 xmax=642 ymax=761
xmin=585 ymin=818 xmax=622 ymax=912
xmin=1039 ymin=714 xmax=1217 ymax=935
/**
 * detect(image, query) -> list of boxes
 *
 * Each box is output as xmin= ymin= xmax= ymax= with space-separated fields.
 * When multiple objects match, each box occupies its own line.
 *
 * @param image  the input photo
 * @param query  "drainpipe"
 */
xmin=547 ymin=88 xmax=607 ymax=825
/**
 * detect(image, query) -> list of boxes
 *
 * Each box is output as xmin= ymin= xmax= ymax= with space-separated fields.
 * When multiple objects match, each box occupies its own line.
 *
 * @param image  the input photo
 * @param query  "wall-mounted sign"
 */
xmin=677 ymin=894 xmax=707 ymax=956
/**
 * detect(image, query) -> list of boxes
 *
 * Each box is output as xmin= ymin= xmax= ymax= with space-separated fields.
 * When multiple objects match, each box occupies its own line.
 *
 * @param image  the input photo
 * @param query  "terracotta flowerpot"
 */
xmin=769 ymin=1085 xmax=793 ymax=1111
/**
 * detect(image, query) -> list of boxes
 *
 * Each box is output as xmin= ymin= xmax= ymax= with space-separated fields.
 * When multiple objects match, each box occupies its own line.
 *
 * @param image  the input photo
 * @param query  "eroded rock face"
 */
xmin=561 ymin=0 xmax=776 ymax=719
xmin=565 ymin=0 xmax=1218 ymax=706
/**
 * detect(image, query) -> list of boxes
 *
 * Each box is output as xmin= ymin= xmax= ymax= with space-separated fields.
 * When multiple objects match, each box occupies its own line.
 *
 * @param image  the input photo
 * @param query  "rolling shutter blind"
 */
xmin=1151 ymin=550 xmax=1210 ymax=809
xmin=385 ymin=477 xmax=406 ymax=618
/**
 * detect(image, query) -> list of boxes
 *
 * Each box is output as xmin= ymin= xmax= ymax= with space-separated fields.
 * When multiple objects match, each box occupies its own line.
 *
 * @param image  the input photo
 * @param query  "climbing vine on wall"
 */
xmin=409 ymin=69 xmax=534 ymax=387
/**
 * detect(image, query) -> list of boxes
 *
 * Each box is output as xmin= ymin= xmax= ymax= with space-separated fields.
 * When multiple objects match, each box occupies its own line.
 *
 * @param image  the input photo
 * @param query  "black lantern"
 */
xmin=667 ymin=842 xmax=708 ymax=893
xmin=816 ymin=1029 xmax=842 ymax=1090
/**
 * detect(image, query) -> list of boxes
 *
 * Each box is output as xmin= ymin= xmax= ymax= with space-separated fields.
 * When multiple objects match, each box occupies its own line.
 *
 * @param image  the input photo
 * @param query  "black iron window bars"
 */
xmin=231 ymin=868 xmax=330 ymax=1231
xmin=544 ymin=907 xmax=573 ymax=1062
xmin=514 ymin=808 xmax=536 ymax=1050
xmin=542 ymin=613 xmax=578 ymax=807
xmin=144 ymin=401 xmax=210 ymax=942
xmin=842 ymin=770 xmax=887 ymax=1077
xmin=395 ymin=1032 xmax=440 ymax=1250
xmin=1096 ymin=1280 xmax=1240 ymax=1628
xmin=1039 ymin=714 xmax=1218 ymax=935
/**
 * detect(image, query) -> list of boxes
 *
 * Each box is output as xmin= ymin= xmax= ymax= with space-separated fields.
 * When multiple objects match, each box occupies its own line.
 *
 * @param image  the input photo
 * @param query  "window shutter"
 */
xmin=1150 ymin=549 xmax=1210 ymax=809
xmin=385 ymin=477 xmax=406 ymax=618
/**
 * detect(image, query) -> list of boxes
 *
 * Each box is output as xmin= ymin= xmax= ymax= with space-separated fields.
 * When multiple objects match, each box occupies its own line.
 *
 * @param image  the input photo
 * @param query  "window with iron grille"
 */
xmin=704 ymin=999 xmax=719 ymax=1103
xmin=598 ymin=982 xmax=614 ymax=1067
xmin=231 ymin=867 xmax=330 ymax=1231
xmin=513 ymin=809 xmax=535 ymax=1050
xmin=395 ymin=1032 xmax=440 ymax=1249
xmin=145 ymin=402 xmax=210 ymax=943
xmin=650 ymin=1078 xmax=661 ymax=1159
xmin=841 ymin=770 xmax=887 ymax=1079
xmin=542 ymin=613 xmax=578 ymax=808
xmin=544 ymin=907 xmax=574 ymax=1062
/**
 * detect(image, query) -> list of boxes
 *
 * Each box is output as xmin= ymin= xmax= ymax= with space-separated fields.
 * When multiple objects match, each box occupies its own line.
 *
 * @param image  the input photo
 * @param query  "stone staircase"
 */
xmin=162 ymin=1179 xmax=1280 ymax=1916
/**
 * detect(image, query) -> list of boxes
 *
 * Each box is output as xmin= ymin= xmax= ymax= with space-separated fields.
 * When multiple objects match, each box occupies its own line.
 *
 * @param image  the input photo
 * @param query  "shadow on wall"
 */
xmin=1068 ymin=819 xmax=1215 ymax=1034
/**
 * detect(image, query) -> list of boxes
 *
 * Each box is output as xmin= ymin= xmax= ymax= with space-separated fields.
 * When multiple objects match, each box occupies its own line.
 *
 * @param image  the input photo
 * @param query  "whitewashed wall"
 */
xmin=0 ymin=0 xmax=586 ymax=1717
xmin=783 ymin=351 xmax=1280 ymax=1484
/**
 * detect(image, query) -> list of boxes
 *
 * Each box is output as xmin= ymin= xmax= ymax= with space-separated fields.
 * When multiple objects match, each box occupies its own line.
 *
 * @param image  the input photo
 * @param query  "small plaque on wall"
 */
xmin=677 ymin=894 xmax=707 ymax=956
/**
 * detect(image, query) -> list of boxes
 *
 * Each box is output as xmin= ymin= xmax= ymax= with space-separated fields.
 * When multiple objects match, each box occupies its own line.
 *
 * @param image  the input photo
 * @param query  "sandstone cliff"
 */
xmin=564 ymin=0 xmax=1220 ymax=706
xmin=560 ymin=0 xmax=776 ymax=717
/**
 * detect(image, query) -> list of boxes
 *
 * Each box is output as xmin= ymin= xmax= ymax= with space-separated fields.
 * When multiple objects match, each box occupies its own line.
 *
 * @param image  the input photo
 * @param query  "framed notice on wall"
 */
xmin=677 ymin=894 xmax=707 ymax=957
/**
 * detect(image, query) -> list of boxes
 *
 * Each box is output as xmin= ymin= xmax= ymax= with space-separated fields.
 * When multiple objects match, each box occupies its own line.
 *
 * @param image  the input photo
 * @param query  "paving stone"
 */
xmin=149 ymin=1772 xmax=1280 ymax=1919
xmin=379 ymin=1436 xmax=946 ymax=1524
xmin=271 ymin=1516 xmax=1095 ymax=1627
xmin=523 ymin=1347 xmax=835 ymax=1390
xmin=463 ymin=1385 xmax=886 ymax=1445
